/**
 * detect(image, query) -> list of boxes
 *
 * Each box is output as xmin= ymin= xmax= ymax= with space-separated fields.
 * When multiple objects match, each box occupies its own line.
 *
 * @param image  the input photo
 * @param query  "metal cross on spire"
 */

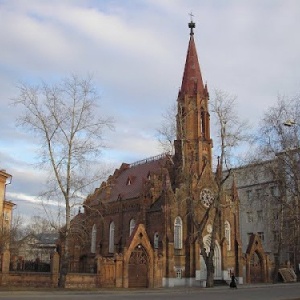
xmin=189 ymin=12 xmax=194 ymax=21
xmin=188 ymin=12 xmax=195 ymax=35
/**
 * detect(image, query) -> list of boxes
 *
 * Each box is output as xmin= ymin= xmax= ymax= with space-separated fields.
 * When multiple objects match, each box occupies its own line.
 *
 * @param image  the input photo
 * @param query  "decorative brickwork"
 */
xmin=62 ymin=21 xmax=245 ymax=288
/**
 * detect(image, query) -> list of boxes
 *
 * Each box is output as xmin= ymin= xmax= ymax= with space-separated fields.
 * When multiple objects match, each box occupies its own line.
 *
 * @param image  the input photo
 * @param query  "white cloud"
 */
xmin=1 ymin=0 xmax=300 ymax=219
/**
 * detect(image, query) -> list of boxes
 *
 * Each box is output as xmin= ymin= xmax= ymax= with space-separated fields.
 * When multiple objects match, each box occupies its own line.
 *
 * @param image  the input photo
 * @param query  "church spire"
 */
xmin=175 ymin=19 xmax=212 ymax=175
xmin=180 ymin=19 xmax=205 ymax=96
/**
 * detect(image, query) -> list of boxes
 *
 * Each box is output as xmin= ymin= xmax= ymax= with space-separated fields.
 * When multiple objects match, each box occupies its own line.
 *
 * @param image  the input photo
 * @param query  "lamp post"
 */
xmin=283 ymin=119 xmax=299 ymax=277
xmin=284 ymin=119 xmax=296 ymax=127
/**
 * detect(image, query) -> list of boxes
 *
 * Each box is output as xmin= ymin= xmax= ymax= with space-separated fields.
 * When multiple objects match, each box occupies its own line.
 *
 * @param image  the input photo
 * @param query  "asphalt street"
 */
xmin=0 ymin=283 xmax=299 ymax=300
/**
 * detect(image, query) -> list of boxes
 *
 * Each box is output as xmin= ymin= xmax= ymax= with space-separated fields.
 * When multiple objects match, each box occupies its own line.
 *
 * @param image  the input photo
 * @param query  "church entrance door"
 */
xmin=250 ymin=251 xmax=263 ymax=283
xmin=200 ymin=237 xmax=222 ymax=280
xmin=128 ymin=245 xmax=148 ymax=288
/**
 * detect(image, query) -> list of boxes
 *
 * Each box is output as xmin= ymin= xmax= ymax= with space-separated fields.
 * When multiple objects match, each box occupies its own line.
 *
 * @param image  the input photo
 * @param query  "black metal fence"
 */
xmin=10 ymin=259 xmax=50 ymax=272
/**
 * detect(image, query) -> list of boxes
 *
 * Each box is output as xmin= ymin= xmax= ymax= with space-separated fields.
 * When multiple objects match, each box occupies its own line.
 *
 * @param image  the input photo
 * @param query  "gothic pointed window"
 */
xmin=154 ymin=232 xmax=159 ymax=249
xmin=224 ymin=221 xmax=231 ymax=251
xmin=201 ymin=110 xmax=206 ymax=137
xmin=129 ymin=218 xmax=136 ymax=236
xmin=109 ymin=221 xmax=115 ymax=253
xmin=91 ymin=224 xmax=97 ymax=253
xmin=174 ymin=216 xmax=183 ymax=249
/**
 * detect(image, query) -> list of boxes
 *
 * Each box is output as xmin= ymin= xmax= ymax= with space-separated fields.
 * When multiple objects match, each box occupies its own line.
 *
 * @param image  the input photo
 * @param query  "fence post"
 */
xmin=115 ymin=253 xmax=123 ymax=288
xmin=1 ymin=250 xmax=10 ymax=286
xmin=96 ymin=255 xmax=102 ymax=287
xmin=51 ymin=251 xmax=60 ymax=287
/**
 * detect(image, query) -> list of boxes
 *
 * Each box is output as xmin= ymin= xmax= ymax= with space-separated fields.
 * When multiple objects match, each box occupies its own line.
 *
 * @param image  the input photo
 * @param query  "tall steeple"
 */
xmin=180 ymin=20 xmax=205 ymax=96
xmin=175 ymin=20 xmax=212 ymax=176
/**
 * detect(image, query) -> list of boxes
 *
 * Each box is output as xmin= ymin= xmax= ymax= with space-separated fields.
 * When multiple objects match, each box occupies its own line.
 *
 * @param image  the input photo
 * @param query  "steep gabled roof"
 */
xmin=91 ymin=154 xmax=169 ymax=204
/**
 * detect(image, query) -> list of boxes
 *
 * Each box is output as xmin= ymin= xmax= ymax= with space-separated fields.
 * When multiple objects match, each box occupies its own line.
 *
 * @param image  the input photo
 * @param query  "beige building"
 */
xmin=0 ymin=169 xmax=15 ymax=252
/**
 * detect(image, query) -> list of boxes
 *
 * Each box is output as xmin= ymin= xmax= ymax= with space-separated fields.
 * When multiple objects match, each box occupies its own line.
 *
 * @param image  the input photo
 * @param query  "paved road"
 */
xmin=0 ymin=283 xmax=299 ymax=300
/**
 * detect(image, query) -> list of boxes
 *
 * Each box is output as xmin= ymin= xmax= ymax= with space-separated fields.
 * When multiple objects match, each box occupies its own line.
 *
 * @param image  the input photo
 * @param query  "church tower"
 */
xmin=175 ymin=20 xmax=212 ymax=176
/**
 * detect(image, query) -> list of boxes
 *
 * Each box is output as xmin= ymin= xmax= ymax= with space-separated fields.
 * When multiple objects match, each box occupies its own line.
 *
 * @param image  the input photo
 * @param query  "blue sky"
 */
xmin=1 ymin=0 xmax=300 ymax=220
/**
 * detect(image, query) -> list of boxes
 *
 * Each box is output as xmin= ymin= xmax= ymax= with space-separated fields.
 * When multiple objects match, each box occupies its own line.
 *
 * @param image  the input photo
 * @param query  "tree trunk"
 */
xmin=206 ymin=257 xmax=215 ymax=287
xmin=58 ymin=200 xmax=71 ymax=288
xmin=58 ymin=252 xmax=69 ymax=288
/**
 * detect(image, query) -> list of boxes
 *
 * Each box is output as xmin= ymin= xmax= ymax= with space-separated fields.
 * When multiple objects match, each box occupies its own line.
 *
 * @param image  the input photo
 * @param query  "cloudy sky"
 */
xmin=1 ymin=0 xmax=300 ymax=221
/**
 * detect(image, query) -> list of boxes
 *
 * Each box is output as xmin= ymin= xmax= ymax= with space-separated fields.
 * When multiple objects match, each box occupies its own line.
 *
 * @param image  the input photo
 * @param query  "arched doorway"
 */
xmin=246 ymin=234 xmax=269 ymax=283
xmin=200 ymin=235 xmax=222 ymax=280
xmin=250 ymin=251 xmax=263 ymax=283
xmin=128 ymin=245 xmax=149 ymax=288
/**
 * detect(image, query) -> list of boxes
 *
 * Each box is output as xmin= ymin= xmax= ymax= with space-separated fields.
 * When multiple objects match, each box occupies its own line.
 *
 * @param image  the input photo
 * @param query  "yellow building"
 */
xmin=0 ymin=169 xmax=15 ymax=251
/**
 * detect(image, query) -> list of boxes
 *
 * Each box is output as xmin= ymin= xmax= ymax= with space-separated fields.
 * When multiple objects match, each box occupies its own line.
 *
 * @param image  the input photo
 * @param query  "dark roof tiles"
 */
xmin=90 ymin=155 xmax=169 ymax=204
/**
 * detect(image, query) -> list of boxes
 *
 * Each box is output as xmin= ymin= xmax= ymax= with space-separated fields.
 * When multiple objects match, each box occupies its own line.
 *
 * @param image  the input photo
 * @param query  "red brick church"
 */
xmin=65 ymin=21 xmax=247 ymax=288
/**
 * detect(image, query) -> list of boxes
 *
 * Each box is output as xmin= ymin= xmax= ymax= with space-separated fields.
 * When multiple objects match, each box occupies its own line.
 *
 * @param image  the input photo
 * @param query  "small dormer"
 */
xmin=126 ymin=175 xmax=136 ymax=186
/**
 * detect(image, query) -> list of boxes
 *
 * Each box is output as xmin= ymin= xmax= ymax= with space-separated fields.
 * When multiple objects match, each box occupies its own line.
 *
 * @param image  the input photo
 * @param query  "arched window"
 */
xmin=91 ymin=224 xmax=97 ymax=253
xmin=225 ymin=221 xmax=231 ymax=251
xmin=174 ymin=216 xmax=183 ymax=249
xmin=109 ymin=221 xmax=115 ymax=253
xmin=154 ymin=232 xmax=159 ymax=249
xmin=129 ymin=218 xmax=136 ymax=236
xmin=201 ymin=110 xmax=206 ymax=137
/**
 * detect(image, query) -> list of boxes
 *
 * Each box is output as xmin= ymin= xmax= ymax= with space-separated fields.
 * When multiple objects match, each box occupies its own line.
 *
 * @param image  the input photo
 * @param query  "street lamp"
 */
xmin=283 ymin=119 xmax=299 ymax=276
xmin=284 ymin=119 xmax=296 ymax=127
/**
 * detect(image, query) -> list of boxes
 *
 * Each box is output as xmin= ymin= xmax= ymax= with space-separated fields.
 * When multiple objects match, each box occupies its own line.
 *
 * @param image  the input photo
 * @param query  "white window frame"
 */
xmin=176 ymin=268 xmax=182 ymax=279
xmin=247 ymin=211 xmax=254 ymax=223
xmin=109 ymin=221 xmax=115 ymax=253
xmin=224 ymin=220 xmax=231 ymax=251
xmin=129 ymin=218 xmax=136 ymax=236
xmin=91 ymin=224 xmax=97 ymax=253
xmin=154 ymin=232 xmax=159 ymax=249
xmin=174 ymin=216 xmax=183 ymax=249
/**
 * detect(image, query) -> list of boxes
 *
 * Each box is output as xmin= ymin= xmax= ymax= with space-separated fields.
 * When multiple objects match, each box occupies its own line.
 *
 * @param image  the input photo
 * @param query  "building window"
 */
xmin=176 ymin=268 xmax=182 ymax=279
xmin=270 ymin=186 xmax=279 ymax=197
xmin=174 ymin=216 xmax=183 ymax=249
xmin=109 ymin=221 xmax=115 ymax=253
xmin=247 ymin=211 xmax=254 ymax=223
xmin=154 ymin=232 xmax=159 ymax=249
xmin=91 ymin=224 xmax=97 ymax=254
xmin=256 ymin=188 xmax=262 ymax=199
xmin=273 ymin=231 xmax=279 ymax=242
xmin=224 ymin=221 xmax=231 ymax=251
xmin=258 ymin=232 xmax=265 ymax=242
xmin=257 ymin=210 xmax=263 ymax=222
xmin=246 ymin=190 xmax=253 ymax=201
xmin=201 ymin=110 xmax=206 ymax=137
xmin=3 ymin=212 xmax=9 ymax=221
xmin=129 ymin=218 xmax=136 ymax=236
xmin=273 ymin=209 xmax=279 ymax=220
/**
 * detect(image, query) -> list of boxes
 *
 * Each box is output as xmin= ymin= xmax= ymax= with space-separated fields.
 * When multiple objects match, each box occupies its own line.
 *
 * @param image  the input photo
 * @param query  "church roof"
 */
xmin=180 ymin=21 xmax=205 ymax=95
xmin=93 ymin=154 xmax=169 ymax=203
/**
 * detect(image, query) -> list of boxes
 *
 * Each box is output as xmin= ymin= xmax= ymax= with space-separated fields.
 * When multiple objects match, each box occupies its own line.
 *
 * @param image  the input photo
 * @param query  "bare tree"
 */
xmin=13 ymin=74 xmax=114 ymax=287
xmin=211 ymin=89 xmax=251 ymax=168
xmin=161 ymin=88 xmax=249 ymax=287
xmin=0 ymin=212 xmax=24 ymax=253
xmin=24 ymin=216 xmax=56 ymax=236
xmin=255 ymin=95 xmax=300 ymax=281
xmin=156 ymin=103 xmax=177 ymax=154
xmin=196 ymin=89 xmax=249 ymax=287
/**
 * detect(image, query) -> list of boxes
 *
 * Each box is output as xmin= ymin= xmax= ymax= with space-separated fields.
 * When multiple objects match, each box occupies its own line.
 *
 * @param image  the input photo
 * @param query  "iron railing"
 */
xmin=10 ymin=260 xmax=50 ymax=272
